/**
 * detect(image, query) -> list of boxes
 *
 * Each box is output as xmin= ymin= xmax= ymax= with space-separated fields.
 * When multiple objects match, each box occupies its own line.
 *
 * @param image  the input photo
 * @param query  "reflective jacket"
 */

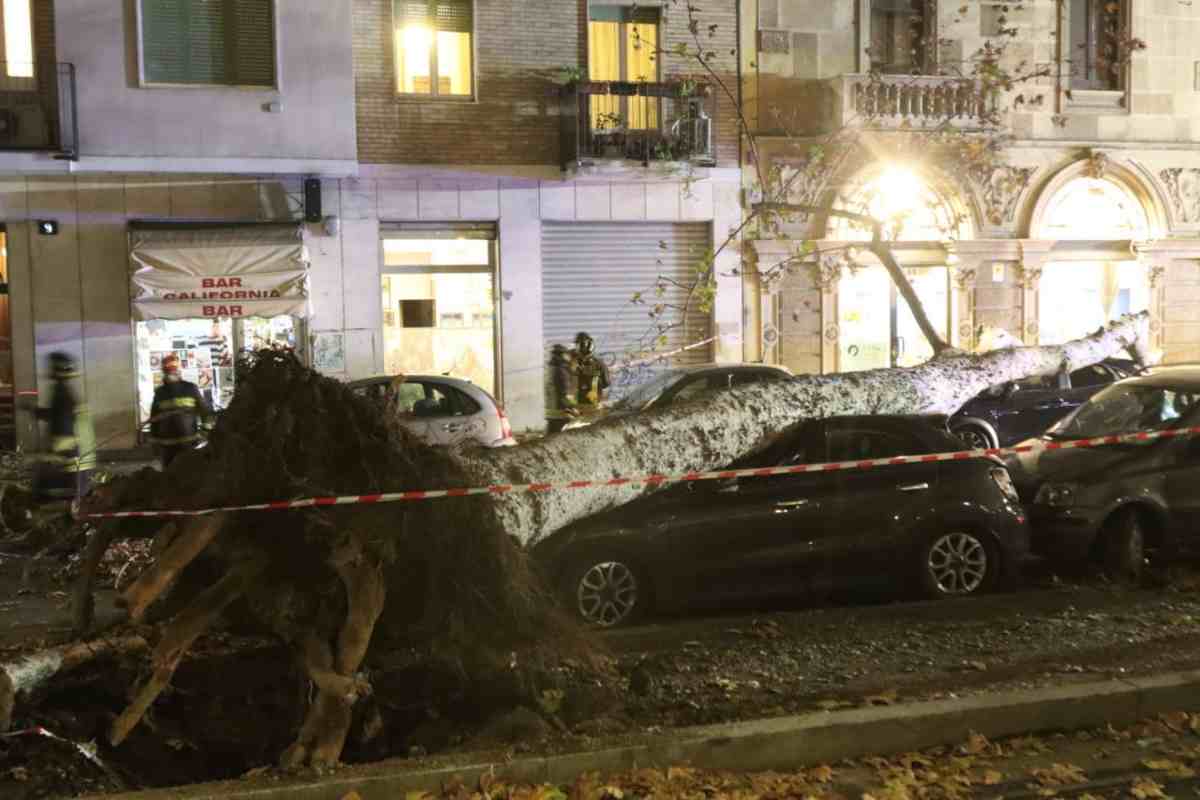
xmin=150 ymin=380 xmax=211 ymax=446
xmin=575 ymin=354 xmax=610 ymax=407
xmin=36 ymin=379 xmax=96 ymax=475
xmin=545 ymin=356 xmax=577 ymax=420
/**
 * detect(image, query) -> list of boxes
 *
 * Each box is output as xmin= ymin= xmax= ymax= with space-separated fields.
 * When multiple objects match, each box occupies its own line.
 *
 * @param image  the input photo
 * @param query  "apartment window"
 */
xmin=588 ymin=6 xmax=659 ymax=130
xmin=139 ymin=0 xmax=276 ymax=87
xmin=0 ymin=0 xmax=33 ymax=80
xmin=869 ymin=0 xmax=935 ymax=75
xmin=394 ymin=0 xmax=474 ymax=97
xmin=1069 ymin=0 xmax=1123 ymax=90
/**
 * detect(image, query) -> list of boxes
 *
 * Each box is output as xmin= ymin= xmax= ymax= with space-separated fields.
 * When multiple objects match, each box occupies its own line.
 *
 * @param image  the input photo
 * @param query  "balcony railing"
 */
xmin=0 ymin=62 xmax=78 ymax=159
xmin=560 ymin=80 xmax=716 ymax=170
xmin=833 ymin=74 xmax=994 ymax=131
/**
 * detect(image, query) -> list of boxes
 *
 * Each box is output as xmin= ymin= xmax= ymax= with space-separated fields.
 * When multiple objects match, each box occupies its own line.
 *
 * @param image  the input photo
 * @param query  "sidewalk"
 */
xmin=85 ymin=669 xmax=1200 ymax=800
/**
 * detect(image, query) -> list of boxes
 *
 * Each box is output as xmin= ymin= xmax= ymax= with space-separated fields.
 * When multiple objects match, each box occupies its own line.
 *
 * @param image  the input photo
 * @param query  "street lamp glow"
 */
xmin=874 ymin=168 xmax=922 ymax=221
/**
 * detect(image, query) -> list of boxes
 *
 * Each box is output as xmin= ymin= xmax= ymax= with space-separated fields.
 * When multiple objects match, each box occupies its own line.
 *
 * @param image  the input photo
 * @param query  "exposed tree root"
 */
xmin=280 ymin=535 xmax=387 ymax=767
xmin=0 ymin=635 xmax=149 ymax=731
xmin=119 ymin=515 xmax=222 ymax=622
xmin=71 ymin=523 xmax=117 ymax=635
xmin=109 ymin=554 xmax=264 ymax=746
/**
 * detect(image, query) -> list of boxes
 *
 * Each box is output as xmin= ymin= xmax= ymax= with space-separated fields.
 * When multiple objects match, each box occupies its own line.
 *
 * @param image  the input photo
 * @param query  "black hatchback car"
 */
xmin=534 ymin=415 xmax=1029 ymax=626
xmin=950 ymin=359 xmax=1139 ymax=450
xmin=1010 ymin=365 xmax=1200 ymax=580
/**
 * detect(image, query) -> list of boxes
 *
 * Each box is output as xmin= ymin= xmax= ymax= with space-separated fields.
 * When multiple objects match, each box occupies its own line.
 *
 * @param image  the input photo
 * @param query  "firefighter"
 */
xmin=545 ymin=344 xmax=577 ymax=434
xmin=150 ymin=353 xmax=213 ymax=468
xmin=31 ymin=352 xmax=96 ymax=505
xmin=572 ymin=331 xmax=610 ymax=411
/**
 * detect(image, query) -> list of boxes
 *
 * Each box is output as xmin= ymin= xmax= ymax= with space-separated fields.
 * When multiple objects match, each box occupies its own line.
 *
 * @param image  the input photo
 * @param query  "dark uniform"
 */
xmin=545 ymin=345 xmax=577 ymax=434
xmin=33 ymin=353 xmax=95 ymax=503
xmin=150 ymin=376 xmax=211 ymax=468
xmin=573 ymin=332 xmax=610 ymax=410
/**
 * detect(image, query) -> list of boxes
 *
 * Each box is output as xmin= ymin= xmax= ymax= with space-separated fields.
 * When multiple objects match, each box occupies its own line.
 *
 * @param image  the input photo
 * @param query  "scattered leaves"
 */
xmin=1130 ymin=777 xmax=1168 ymax=799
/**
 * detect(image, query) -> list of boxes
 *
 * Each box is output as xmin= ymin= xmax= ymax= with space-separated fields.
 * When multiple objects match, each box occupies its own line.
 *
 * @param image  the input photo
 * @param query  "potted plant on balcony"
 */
xmin=592 ymin=111 xmax=627 ymax=159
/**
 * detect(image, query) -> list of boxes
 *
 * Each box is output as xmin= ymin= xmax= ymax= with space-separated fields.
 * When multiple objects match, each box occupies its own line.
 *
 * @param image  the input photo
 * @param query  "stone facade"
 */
xmin=744 ymin=0 xmax=1200 ymax=372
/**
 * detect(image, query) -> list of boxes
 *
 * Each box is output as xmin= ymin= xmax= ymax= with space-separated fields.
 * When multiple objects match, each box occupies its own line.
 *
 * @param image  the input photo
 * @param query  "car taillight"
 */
xmin=498 ymin=406 xmax=513 ymax=440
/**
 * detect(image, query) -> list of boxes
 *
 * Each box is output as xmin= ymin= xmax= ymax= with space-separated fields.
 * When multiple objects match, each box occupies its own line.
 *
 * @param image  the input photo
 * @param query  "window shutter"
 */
xmin=435 ymin=0 xmax=472 ymax=33
xmin=394 ymin=0 xmax=432 ymax=27
xmin=230 ymin=0 xmax=275 ymax=87
xmin=141 ymin=0 xmax=274 ymax=86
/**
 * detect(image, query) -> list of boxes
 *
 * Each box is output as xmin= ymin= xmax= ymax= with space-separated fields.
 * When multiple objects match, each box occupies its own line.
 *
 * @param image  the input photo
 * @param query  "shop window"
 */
xmin=1068 ymin=0 xmax=1123 ymax=91
xmin=869 ymin=0 xmax=935 ymax=75
xmin=394 ymin=0 xmax=474 ymax=97
xmin=588 ymin=5 xmax=660 ymax=130
xmin=139 ymin=0 xmax=276 ymax=87
xmin=0 ymin=0 xmax=33 ymax=83
xmin=1038 ymin=261 xmax=1148 ymax=345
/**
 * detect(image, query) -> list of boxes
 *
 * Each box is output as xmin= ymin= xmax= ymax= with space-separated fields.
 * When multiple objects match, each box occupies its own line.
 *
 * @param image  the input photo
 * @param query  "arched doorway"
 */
xmin=1033 ymin=176 xmax=1151 ymax=345
xmin=829 ymin=167 xmax=968 ymax=370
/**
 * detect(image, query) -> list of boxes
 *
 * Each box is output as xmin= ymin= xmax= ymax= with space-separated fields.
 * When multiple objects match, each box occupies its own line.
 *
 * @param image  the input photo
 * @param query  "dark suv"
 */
xmin=534 ymin=415 xmax=1029 ymax=626
xmin=1010 ymin=365 xmax=1200 ymax=579
xmin=950 ymin=359 xmax=1139 ymax=450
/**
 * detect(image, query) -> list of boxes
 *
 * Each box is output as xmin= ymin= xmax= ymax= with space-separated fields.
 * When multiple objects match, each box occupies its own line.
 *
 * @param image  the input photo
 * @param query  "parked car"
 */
xmin=563 ymin=363 xmax=792 ymax=430
xmin=1009 ymin=365 xmax=1200 ymax=580
xmin=534 ymin=415 xmax=1029 ymax=626
xmin=950 ymin=358 xmax=1140 ymax=449
xmin=348 ymin=374 xmax=516 ymax=448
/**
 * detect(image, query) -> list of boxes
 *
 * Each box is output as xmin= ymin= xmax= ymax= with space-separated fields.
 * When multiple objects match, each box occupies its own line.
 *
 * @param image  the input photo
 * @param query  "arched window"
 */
xmin=829 ymin=168 xmax=965 ymax=242
xmin=1035 ymin=176 xmax=1151 ymax=345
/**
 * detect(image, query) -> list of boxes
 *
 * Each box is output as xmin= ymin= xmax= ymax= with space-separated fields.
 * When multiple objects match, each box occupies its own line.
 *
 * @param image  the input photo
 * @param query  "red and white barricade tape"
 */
xmin=79 ymin=424 xmax=1200 ymax=521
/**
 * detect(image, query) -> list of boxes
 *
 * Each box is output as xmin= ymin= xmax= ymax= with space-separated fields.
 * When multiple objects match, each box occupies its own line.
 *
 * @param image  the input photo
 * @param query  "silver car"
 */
xmin=349 ymin=374 xmax=516 ymax=448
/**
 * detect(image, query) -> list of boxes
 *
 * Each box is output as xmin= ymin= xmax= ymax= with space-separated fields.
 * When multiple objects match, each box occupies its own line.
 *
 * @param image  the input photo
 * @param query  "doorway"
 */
xmin=838 ymin=265 xmax=952 ymax=371
xmin=380 ymin=226 xmax=498 ymax=396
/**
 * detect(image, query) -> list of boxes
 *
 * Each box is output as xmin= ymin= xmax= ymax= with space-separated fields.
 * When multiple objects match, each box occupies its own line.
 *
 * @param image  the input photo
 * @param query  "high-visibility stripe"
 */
xmin=50 ymin=436 xmax=78 ymax=454
xmin=157 ymin=397 xmax=197 ymax=410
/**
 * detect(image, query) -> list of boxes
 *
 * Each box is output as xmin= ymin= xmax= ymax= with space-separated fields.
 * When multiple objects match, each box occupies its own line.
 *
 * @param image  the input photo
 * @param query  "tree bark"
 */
xmin=444 ymin=313 xmax=1150 ymax=549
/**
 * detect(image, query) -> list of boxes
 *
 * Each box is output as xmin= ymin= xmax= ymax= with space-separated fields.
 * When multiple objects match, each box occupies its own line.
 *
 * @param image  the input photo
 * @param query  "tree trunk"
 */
xmin=446 ymin=313 xmax=1150 ymax=548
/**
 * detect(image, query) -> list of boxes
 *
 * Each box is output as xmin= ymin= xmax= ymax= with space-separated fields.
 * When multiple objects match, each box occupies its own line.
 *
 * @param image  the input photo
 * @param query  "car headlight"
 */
xmin=1035 ymin=483 xmax=1077 ymax=508
xmin=989 ymin=468 xmax=1020 ymax=503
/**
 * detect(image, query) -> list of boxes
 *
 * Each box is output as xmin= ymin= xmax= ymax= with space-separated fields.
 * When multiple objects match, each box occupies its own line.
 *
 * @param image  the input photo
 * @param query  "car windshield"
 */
xmin=1047 ymin=383 xmax=1200 ymax=439
xmin=612 ymin=369 xmax=688 ymax=410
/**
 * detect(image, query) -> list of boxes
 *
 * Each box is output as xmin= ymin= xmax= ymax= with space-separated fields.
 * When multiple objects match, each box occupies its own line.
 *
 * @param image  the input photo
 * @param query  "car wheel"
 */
xmin=953 ymin=425 xmax=995 ymax=451
xmin=565 ymin=555 xmax=647 ymax=627
xmin=1102 ymin=510 xmax=1145 ymax=585
xmin=919 ymin=530 xmax=996 ymax=598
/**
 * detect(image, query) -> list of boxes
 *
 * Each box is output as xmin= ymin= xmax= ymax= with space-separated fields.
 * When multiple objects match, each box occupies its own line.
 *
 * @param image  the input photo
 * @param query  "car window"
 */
xmin=1069 ymin=364 xmax=1111 ymax=388
xmin=390 ymin=383 xmax=428 ymax=415
xmin=827 ymin=428 xmax=927 ymax=461
xmin=1049 ymin=384 xmax=1200 ymax=439
xmin=668 ymin=375 xmax=727 ymax=405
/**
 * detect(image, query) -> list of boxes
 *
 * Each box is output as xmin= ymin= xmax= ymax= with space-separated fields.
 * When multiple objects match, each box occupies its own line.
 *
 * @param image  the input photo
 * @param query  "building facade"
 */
xmin=2 ymin=0 xmax=747 ymax=453
xmin=743 ymin=0 xmax=1200 ymax=379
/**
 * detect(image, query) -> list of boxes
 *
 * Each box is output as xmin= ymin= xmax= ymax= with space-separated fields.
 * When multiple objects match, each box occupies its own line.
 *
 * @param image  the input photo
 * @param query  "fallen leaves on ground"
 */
xmin=1141 ymin=759 xmax=1195 ymax=779
xmin=1130 ymin=777 xmax=1168 ymax=799
xmin=1031 ymin=762 xmax=1088 ymax=789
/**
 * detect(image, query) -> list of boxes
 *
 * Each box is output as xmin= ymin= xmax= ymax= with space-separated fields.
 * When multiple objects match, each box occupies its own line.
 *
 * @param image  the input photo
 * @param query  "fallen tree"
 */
xmin=71 ymin=312 xmax=1149 ymax=767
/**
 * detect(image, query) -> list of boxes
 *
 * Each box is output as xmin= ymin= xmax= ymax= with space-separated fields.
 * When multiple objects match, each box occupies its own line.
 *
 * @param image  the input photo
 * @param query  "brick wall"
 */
xmin=354 ymin=0 xmax=740 ymax=166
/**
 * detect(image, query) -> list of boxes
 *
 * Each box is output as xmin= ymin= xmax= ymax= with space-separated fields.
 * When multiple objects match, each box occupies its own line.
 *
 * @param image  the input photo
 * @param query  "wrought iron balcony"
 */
xmin=833 ymin=74 xmax=994 ymax=131
xmin=560 ymin=80 xmax=716 ymax=170
xmin=0 ymin=62 xmax=78 ymax=159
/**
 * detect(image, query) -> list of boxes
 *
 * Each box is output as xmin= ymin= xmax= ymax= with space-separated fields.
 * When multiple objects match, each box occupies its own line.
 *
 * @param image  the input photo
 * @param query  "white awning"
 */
xmin=129 ymin=224 xmax=309 ymax=321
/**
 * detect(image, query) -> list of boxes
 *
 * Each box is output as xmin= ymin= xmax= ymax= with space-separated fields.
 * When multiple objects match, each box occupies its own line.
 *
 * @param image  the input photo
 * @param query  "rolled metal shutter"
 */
xmin=541 ymin=222 xmax=713 ymax=368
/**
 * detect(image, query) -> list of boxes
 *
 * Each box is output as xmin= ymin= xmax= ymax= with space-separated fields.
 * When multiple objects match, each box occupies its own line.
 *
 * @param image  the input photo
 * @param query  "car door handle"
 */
xmin=442 ymin=422 xmax=464 ymax=432
xmin=897 ymin=482 xmax=930 ymax=492
xmin=776 ymin=499 xmax=810 ymax=508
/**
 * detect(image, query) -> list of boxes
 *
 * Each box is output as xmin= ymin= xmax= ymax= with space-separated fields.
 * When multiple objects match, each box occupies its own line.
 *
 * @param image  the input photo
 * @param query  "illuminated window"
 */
xmin=394 ymin=0 xmax=474 ymax=97
xmin=829 ymin=168 xmax=964 ymax=242
xmin=1 ymin=0 xmax=33 ymax=80
xmin=1039 ymin=177 xmax=1149 ymax=241
xmin=140 ymin=0 xmax=276 ymax=87
xmin=588 ymin=5 xmax=659 ymax=130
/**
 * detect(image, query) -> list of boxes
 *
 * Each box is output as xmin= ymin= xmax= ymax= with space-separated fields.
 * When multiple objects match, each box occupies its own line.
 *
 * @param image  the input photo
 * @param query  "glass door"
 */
xmin=380 ymin=233 xmax=498 ymax=396
xmin=838 ymin=265 xmax=951 ymax=371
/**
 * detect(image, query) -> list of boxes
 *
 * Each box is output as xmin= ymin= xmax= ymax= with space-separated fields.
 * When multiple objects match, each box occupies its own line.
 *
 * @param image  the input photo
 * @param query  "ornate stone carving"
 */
xmin=823 ymin=323 xmax=839 ymax=342
xmin=1148 ymin=264 xmax=1166 ymax=288
xmin=758 ymin=30 xmax=790 ymax=54
xmin=1158 ymin=167 xmax=1200 ymax=224
xmin=970 ymin=165 xmax=1036 ymax=226
xmin=952 ymin=267 xmax=977 ymax=291
xmin=1016 ymin=263 xmax=1042 ymax=290
xmin=1083 ymin=149 xmax=1110 ymax=180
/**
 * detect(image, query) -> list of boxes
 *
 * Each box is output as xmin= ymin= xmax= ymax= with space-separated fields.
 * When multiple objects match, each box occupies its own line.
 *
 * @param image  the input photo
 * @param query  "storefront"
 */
xmin=129 ymin=223 xmax=309 ymax=433
xmin=379 ymin=223 xmax=498 ymax=396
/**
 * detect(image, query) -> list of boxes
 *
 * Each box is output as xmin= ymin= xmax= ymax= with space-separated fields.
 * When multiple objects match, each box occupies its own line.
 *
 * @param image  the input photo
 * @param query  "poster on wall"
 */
xmin=312 ymin=332 xmax=346 ymax=373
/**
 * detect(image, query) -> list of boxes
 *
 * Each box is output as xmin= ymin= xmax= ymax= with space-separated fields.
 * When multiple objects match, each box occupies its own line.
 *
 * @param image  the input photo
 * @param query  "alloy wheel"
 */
xmin=576 ymin=561 xmax=639 ymax=627
xmin=955 ymin=427 xmax=993 ymax=450
xmin=926 ymin=532 xmax=989 ymax=595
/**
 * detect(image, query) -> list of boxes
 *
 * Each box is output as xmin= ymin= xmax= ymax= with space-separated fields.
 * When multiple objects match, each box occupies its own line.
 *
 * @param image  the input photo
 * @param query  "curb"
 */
xmin=91 ymin=670 xmax=1200 ymax=800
